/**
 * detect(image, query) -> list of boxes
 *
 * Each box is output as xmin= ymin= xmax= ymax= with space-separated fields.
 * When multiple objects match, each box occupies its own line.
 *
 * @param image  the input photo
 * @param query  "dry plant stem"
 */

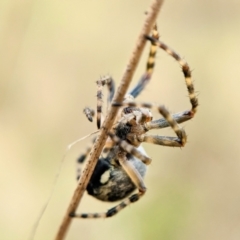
xmin=55 ymin=0 xmax=164 ymax=239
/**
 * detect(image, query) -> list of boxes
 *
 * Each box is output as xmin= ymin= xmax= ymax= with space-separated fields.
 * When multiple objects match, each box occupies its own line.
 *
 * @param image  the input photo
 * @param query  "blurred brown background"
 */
xmin=1 ymin=0 xmax=240 ymax=240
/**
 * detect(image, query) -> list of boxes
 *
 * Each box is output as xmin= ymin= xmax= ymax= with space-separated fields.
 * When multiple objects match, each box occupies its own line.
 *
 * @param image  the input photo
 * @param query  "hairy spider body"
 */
xmin=71 ymin=24 xmax=198 ymax=219
xmin=79 ymin=105 xmax=152 ymax=203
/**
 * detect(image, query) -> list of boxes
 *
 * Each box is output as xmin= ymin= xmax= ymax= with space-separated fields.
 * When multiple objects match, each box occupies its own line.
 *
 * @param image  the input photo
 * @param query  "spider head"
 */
xmin=122 ymin=107 xmax=152 ymax=125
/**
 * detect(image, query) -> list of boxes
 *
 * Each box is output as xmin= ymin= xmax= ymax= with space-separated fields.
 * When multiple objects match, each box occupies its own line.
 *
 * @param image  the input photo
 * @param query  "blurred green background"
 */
xmin=1 ymin=0 xmax=240 ymax=239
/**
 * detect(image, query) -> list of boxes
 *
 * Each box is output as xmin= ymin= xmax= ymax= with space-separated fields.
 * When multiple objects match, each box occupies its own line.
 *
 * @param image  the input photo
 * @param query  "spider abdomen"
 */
xmin=87 ymin=156 xmax=147 ymax=202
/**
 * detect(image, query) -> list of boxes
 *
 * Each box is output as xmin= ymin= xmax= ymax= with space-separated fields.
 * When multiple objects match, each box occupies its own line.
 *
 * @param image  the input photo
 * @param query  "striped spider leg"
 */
xmin=83 ymin=75 xmax=115 ymax=129
xmin=129 ymin=24 xmax=159 ymax=98
xmin=145 ymin=35 xmax=198 ymax=118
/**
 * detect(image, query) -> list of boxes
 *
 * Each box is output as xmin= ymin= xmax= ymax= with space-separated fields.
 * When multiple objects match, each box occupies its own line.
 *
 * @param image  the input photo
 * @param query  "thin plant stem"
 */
xmin=55 ymin=1 xmax=164 ymax=239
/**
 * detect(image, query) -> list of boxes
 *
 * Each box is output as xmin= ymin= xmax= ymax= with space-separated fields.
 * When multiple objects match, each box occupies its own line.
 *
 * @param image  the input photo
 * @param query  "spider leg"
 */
xmin=83 ymin=76 xmax=115 ymax=128
xmin=71 ymin=153 xmax=146 ymax=218
xmin=83 ymin=107 xmax=95 ymax=122
xmin=96 ymin=76 xmax=115 ymax=129
xmin=143 ymin=105 xmax=187 ymax=147
xmin=108 ymin=132 xmax=152 ymax=165
xmin=145 ymin=36 xmax=198 ymax=115
xmin=70 ymin=192 xmax=144 ymax=218
xmin=129 ymin=24 xmax=159 ymax=98
xmin=117 ymin=152 xmax=146 ymax=192
xmin=144 ymin=110 xmax=193 ymax=131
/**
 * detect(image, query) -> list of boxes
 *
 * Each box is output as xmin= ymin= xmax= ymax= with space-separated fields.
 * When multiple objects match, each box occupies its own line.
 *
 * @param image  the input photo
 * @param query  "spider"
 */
xmin=70 ymin=25 xmax=198 ymax=219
